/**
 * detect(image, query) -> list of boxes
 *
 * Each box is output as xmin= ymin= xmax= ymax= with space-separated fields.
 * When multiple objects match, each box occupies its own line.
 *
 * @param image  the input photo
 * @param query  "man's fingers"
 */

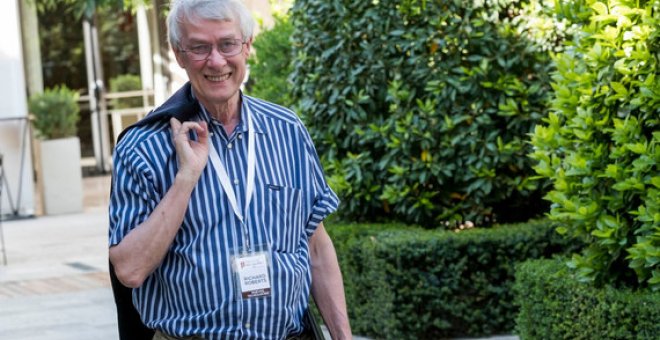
xmin=170 ymin=117 xmax=182 ymax=132
xmin=195 ymin=121 xmax=209 ymax=144
xmin=170 ymin=119 xmax=210 ymax=148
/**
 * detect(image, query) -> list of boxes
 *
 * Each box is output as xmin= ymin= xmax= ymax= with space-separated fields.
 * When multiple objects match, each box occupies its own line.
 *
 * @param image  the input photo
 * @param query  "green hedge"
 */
xmin=514 ymin=258 xmax=660 ymax=339
xmin=291 ymin=0 xmax=557 ymax=226
xmin=328 ymin=220 xmax=582 ymax=339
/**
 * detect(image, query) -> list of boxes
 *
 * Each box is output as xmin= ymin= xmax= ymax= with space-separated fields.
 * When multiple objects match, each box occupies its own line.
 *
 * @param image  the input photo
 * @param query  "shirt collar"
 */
xmin=240 ymin=94 xmax=266 ymax=135
xmin=191 ymin=89 xmax=265 ymax=135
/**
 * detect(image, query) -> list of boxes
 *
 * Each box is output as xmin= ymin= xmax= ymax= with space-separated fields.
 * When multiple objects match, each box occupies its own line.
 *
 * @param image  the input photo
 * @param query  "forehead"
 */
xmin=180 ymin=17 xmax=241 ymax=41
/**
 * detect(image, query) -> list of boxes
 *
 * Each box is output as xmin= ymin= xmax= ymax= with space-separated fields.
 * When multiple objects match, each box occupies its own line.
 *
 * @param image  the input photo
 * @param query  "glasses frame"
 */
xmin=179 ymin=38 xmax=246 ymax=61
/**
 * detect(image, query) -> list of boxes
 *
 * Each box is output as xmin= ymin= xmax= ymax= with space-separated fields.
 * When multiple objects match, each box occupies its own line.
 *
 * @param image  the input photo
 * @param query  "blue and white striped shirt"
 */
xmin=109 ymin=88 xmax=339 ymax=339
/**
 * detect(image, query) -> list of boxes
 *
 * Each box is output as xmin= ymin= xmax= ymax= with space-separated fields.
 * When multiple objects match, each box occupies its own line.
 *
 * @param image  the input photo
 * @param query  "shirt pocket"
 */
xmin=266 ymin=184 xmax=303 ymax=253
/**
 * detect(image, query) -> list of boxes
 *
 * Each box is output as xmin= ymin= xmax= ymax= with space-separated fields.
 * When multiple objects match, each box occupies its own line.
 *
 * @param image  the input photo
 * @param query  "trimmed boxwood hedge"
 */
xmin=327 ymin=219 xmax=582 ymax=339
xmin=514 ymin=258 xmax=660 ymax=339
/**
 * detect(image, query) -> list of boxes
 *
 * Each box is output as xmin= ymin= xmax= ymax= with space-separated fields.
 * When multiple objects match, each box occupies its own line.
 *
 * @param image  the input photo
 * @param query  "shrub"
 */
xmin=327 ymin=223 xmax=404 ymax=337
xmin=247 ymin=14 xmax=295 ymax=108
xmin=28 ymin=85 xmax=80 ymax=140
xmin=109 ymin=74 xmax=143 ymax=109
xmin=328 ymin=219 xmax=582 ymax=339
xmin=291 ymin=0 xmax=558 ymax=227
xmin=514 ymin=258 xmax=660 ymax=339
xmin=529 ymin=0 xmax=660 ymax=289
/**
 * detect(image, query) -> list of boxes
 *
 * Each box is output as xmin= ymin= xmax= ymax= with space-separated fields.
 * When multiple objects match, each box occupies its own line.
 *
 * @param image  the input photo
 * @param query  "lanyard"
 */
xmin=207 ymin=103 xmax=256 ymax=250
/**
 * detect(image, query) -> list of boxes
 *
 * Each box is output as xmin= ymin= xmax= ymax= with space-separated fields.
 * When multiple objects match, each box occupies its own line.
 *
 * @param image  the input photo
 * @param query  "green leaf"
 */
xmin=614 ymin=59 xmax=632 ymax=75
xmin=597 ymin=214 xmax=619 ymax=230
xmin=610 ymin=82 xmax=628 ymax=95
xmin=626 ymin=143 xmax=647 ymax=154
xmin=650 ymin=177 xmax=660 ymax=189
xmin=591 ymin=2 xmax=608 ymax=15
xmin=592 ymin=228 xmax=615 ymax=239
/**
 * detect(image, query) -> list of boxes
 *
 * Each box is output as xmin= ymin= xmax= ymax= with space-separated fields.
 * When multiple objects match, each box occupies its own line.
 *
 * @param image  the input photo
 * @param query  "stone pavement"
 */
xmin=0 ymin=176 xmax=117 ymax=339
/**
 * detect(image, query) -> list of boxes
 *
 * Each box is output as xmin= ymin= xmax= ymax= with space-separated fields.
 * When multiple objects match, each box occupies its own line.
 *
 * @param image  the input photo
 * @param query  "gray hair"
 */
xmin=167 ymin=0 xmax=255 ymax=49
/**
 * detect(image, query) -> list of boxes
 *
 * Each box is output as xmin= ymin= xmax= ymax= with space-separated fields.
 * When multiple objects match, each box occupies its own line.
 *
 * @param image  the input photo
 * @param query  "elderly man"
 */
xmin=108 ymin=0 xmax=352 ymax=339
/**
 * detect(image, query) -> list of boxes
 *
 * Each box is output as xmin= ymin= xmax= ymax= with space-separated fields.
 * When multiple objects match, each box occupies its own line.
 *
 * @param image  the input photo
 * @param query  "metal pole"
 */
xmin=0 ymin=154 xmax=9 ymax=265
xmin=84 ymin=17 xmax=111 ymax=173
xmin=89 ymin=17 xmax=105 ymax=172
xmin=14 ymin=118 xmax=28 ymax=217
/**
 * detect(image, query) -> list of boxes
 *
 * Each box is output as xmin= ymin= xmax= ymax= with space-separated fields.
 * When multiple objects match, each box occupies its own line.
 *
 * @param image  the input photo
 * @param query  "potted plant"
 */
xmin=28 ymin=85 xmax=83 ymax=215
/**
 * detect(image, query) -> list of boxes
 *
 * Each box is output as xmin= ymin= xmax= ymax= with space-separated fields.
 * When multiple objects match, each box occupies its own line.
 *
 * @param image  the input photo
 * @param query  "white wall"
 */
xmin=245 ymin=0 xmax=276 ymax=32
xmin=0 ymin=0 xmax=35 ymax=217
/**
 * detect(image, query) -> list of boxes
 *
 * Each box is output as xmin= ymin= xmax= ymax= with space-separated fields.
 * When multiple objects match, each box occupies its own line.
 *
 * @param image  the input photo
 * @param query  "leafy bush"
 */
xmin=514 ymin=258 xmax=660 ymax=339
xmin=328 ymin=219 xmax=582 ymax=339
xmin=291 ymin=0 xmax=558 ymax=227
xmin=529 ymin=0 xmax=660 ymax=289
xmin=326 ymin=223 xmax=404 ymax=337
xmin=28 ymin=85 xmax=80 ymax=139
xmin=109 ymin=74 xmax=143 ymax=109
xmin=247 ymin=14 xmax=295 ymax=108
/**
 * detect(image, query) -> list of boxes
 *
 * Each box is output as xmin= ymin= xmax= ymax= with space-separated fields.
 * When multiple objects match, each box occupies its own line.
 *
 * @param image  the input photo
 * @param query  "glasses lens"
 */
xmin=183 ymin=39 xmax=243 ymax=60
xmin=186 ymin=45 xmax=212 ymax=60
xmin=219 ymin=39 xmax=242 ymax=56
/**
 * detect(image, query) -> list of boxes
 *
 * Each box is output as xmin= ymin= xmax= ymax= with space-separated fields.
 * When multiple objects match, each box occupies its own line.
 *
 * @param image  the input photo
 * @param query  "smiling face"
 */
xmin=174 ymin=17 xmax=252 ymax=114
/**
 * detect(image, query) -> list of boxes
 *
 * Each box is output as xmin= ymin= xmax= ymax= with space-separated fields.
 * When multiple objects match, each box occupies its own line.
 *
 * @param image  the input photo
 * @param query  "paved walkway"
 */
xmin=0 ymin=176 xmax=117 ymax=339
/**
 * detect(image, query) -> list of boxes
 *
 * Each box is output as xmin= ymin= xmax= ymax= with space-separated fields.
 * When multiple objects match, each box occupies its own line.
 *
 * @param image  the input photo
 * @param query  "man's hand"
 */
xmin=170 ymin=117 xmax=209 ymax=182
xmin=110 ymin=118 xmax=211 ymax=288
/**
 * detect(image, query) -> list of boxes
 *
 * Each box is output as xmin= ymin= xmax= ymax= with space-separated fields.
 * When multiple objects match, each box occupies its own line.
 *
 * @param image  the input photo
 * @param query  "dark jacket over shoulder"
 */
xmin=109 ymin=83 xmax=198 ymax=340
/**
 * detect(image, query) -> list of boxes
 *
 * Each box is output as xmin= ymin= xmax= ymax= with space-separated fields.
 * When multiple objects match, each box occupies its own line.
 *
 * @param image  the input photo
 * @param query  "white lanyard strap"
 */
xmin=208 ymin=103 xmax=256 ymax=227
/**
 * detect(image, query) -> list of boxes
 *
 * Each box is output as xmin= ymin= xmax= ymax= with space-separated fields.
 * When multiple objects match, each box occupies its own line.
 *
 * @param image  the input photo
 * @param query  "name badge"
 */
xmin=233 ymin=251 xmax=272 ymax=299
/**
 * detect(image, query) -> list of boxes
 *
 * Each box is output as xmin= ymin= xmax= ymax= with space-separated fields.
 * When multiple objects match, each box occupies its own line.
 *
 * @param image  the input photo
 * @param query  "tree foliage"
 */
xmin=36 ymin=1 xmax=141 ymax=90
xmin=247 ymin=13 xmax=295 ymax=108
xmin=530 ymin=0 xmax=660 ymax=289
xmin=291 ymin=0 xmax=558 ymax=227
xmin=33 ymin=0 xmax=142 ymax=19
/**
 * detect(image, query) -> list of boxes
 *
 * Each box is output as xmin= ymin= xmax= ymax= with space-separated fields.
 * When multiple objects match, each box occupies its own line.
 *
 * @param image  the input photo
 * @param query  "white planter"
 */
xmin=37 ymin=137 xmax=83 ymax=215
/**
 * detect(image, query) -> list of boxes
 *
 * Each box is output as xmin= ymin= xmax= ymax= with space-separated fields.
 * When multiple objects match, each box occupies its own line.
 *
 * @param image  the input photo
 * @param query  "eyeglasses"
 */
xmin=179 ymin=38 xmax=245 ymax=61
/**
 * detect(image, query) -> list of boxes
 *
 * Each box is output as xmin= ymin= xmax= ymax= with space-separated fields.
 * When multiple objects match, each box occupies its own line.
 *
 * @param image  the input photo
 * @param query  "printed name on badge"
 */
xmin=234 ymin=252 xmax=272 ymax=299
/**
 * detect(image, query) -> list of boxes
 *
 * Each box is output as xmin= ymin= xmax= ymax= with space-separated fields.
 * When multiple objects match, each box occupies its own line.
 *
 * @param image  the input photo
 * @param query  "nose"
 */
xmin=205 ymin=47 xmax=229 ymax=66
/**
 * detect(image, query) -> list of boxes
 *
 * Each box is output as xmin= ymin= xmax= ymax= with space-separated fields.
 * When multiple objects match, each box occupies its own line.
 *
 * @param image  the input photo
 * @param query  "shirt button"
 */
xmin=227 ymin=143 xmax=233 ymax=149
xmin=245 ymin=323 xmax=251 ymax=328
xmin=234 ymin=179 xmax=239 ymax=185
xmin=238 ymin=133 xmax=243 ymax=139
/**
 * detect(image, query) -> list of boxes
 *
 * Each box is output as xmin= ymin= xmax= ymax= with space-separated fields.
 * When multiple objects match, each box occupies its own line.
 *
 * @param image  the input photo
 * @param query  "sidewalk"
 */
xmin=0 ymin=176 xmax=116 ymax=339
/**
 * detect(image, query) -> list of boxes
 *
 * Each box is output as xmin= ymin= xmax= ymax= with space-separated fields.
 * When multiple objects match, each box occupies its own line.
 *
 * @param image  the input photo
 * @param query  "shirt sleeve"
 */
xmin=300 ymin=125 xmax=340 ymax=236
xmin=108 ymin=146 xmax=159 ymax=247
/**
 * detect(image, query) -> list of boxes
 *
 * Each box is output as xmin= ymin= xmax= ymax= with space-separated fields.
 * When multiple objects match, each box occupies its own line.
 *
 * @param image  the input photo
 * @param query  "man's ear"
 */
xmin=174 ymin=48 xmax=186 ymax=68
xmin=244 ymin=37 xmax=254 ymax=57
